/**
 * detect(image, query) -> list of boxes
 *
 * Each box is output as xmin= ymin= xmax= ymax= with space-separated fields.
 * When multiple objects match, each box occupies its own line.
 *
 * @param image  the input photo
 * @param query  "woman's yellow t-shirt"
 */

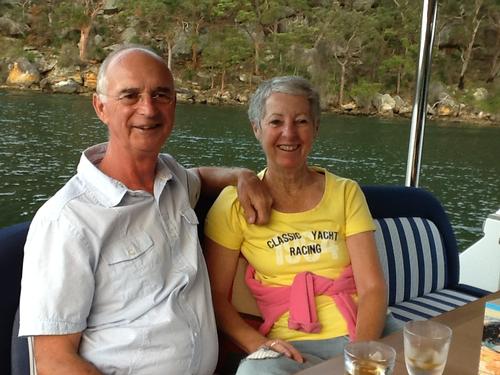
xmin=204 ymin=167 xmax=375 ymax=341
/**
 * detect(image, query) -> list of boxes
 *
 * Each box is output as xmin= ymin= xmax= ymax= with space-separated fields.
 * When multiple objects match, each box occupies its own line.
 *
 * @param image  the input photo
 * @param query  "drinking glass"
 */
xmin=344 ymin=341 xmax=396 ymax=375
xmin=403 ymin=320 xmax=452 ymax=375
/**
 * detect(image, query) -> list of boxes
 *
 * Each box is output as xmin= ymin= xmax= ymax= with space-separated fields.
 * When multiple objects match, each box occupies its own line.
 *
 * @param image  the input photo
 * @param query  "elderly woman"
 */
xmin=204 ymin=76 xmax=399 ymax=374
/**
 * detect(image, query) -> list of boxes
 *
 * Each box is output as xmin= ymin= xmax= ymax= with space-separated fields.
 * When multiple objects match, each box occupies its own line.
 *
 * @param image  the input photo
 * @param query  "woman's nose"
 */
xmin=281 ymin=121 xmax=298 ymax=136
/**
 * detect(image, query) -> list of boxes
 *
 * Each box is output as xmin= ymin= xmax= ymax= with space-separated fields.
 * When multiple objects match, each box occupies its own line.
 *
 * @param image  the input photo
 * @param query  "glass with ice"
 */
xmin=344 ymin=341 xmax=396 ymax=375
xmin=403 ymin=320 xmax=452 ymax=375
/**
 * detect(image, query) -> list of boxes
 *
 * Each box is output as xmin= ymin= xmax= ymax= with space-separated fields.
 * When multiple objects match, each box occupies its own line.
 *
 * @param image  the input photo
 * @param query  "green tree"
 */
xmin=457 ymin=0 xmax=485 ymax=90
xmin=376 ymin=1 xmax=419 ymax=95
xmin=52 ymin=0 xmax=105 ymax=61
xmin=267 ymin=21 xmax=315 ymax=77
xmin=440 ymin=0 xmax=492 ymax=89
xmin=120 ymin=0 xmax=183 ymax=70
xmin=202 ymin=25 xmax=252 ymax=91
xmin=7 ymin=1 xmax=53 ymax=47
xmin=485 ymin=3 xmax=500 ymax=83
xmin=219 ymin=0 xmax=306 ymax=76
xmin=179 ymin=0 xmax=216 ymax=68
xmin=312 ymin=5 xmax=380 ymax=106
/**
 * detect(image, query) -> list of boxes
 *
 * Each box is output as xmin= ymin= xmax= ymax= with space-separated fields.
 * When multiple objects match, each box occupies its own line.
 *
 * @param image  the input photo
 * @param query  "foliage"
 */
xmin=0 ymin=0 xmax=498 ymax=114
xmin=57 ymin=42 xmax=81 ymax=68
xmin=457 ymin=86 xmax=500 ymax=115
xmin=349 ymin=80 xmax=383 ymax=110
xmin=478 ymin=93 xmax=500 ymax=114
xmin=202 ymin=25 xmax=252 ymax=90
xmin=0 ymin=37 xmax=24 ymax=60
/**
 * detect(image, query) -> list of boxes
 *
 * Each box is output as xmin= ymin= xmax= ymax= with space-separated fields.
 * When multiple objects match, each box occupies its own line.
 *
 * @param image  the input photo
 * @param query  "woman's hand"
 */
xmin=258 ymin=338 xmax=304 ymax=363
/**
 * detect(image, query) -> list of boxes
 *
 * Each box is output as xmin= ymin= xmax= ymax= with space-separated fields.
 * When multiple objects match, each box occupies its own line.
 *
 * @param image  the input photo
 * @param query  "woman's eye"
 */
xmin=269 ymin=119 xmax=282 ymax=126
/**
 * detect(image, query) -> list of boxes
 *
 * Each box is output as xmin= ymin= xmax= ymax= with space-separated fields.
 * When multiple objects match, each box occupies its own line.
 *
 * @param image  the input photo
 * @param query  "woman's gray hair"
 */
xmin=248 ymin=76 xmax=321 ymax=128
xmin=96 ymin=44 xmax=163 ymax=96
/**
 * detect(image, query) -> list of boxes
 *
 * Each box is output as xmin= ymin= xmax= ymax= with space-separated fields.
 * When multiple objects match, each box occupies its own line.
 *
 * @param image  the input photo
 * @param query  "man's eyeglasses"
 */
xmin=99 ymin=90 xmax=175 ymax=106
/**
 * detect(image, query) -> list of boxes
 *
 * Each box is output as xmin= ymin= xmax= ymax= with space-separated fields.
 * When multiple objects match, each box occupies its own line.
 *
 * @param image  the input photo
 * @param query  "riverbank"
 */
xmin=2 ymin=82 xmax=498 ymax=127
xmin=2 ymin=47 xmax=499 ymax=127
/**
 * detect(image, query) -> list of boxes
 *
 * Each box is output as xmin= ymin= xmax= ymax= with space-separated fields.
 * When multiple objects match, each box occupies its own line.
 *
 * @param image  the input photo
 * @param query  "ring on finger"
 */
xmin=270 ymin=340 xmax=278 ymax=348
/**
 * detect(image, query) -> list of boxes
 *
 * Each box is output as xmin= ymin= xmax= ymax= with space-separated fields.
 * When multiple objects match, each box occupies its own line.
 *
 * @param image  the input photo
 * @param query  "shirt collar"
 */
xmin=77 ymin=143 xmax=174 ymax=207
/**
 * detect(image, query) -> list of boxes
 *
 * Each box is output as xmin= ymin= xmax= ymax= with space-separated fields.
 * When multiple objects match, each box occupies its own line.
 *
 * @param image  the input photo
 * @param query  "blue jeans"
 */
xmin=235 ymin=313 xmax=403 ymax=375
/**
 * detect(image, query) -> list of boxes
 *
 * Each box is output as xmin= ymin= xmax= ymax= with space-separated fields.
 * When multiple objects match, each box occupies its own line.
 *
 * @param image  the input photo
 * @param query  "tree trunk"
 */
xmin=396 ymin=65 xmax=401 ymax=95
xmin=221 ymin=69 xmax=226 ymax=92
xmin=79 ymin=24 xmax=91 ymax=61
xmin=486 ymin=30 xmax=500 ymax=83
xmin=458 ymin=75 xmax=465 ymax=90
xmin=191 ymin=22 xmax=200 ymax=68
xmin=339 ymin=62 xmax=346 ymax=107
xmin=254 ymin=40 xmax=260 ymax=75
xmin=458 ymin=1 xmax=483 ymax=90
xmin=167 ymin=40 xmax=173 ymax=70
xmin=191 ymin=44 xmax=198 ymax=68
xmin=486 ymin=58 xmax=499 ymax=83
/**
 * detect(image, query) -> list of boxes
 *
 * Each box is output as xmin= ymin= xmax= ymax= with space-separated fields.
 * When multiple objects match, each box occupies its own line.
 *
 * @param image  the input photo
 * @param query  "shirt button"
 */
xmin=128 ymin=248 xmax=136 ymax=256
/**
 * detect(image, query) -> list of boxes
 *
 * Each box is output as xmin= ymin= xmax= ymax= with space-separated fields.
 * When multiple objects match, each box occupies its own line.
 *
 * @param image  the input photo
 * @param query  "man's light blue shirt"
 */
xmin=19 ymin=143 xmax=218 ymax=374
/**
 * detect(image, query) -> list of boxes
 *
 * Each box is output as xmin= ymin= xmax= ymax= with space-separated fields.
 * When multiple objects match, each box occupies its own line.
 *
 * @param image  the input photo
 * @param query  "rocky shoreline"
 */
xmin=2 ymin=55 xmax=498 ymax=126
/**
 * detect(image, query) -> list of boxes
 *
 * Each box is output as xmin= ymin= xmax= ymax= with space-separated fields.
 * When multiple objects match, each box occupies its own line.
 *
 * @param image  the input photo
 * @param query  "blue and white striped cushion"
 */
xmin=388 ymin=289 xmax=477 ymax=322
xmin=373 ymin=217 xmax=479 ymax=322
xmin=374 ymin=217 xmax=447 ymax=305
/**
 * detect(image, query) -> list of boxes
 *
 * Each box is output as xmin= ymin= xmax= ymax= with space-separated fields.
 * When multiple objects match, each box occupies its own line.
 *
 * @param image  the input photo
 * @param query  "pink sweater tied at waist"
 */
xmin=245 ymin=265 xmax=358 ymax=341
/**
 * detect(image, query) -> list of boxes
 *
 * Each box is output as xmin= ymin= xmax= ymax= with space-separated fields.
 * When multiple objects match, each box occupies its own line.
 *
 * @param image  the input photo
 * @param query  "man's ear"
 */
xmin=92 ymin=93 xmax=107 ymax=124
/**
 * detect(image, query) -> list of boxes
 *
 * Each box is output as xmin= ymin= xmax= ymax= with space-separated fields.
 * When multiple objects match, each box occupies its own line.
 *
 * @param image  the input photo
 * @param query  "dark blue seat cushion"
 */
xmin=361 ymin=185 xmax=488 ymax=323
xmin=11 ymin=308 xmax=30 ymax=375
xmin=0 ymin=222 xmax=30 ymax=375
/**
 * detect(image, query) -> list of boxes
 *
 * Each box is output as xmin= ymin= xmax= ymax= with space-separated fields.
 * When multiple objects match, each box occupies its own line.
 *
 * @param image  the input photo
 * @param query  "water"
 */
xmin=1 ymin=90 xmax=499 ymax=250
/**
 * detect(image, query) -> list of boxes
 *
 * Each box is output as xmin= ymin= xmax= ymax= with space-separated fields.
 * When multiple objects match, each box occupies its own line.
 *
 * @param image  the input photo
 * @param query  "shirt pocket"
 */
xmin=102 ymin=232 xmax=154 ymax=265
xmin=93 ymin=232 xmax=158 ymax=322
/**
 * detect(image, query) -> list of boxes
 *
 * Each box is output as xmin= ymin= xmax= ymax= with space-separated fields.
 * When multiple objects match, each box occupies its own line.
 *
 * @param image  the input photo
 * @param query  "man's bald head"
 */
xmin=96 ymin=45 xmax=168 ymax=96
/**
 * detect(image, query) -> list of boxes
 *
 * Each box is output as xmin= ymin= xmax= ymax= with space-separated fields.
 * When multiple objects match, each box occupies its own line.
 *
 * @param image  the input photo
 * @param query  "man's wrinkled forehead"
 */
xmin=108 ymin=49 xmax=167 ymax=73
xmin=106 ymin=49 xmax=174 ymax=88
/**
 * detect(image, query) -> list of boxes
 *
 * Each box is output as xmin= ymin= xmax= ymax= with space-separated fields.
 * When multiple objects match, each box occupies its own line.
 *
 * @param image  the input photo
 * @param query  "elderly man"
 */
xmin=19 ymin=45 xmax=271 ymax=375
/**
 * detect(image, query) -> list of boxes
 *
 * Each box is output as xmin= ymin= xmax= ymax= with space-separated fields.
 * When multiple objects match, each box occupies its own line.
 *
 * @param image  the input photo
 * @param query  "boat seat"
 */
xmin=0 ymin=221 xmax=31 ymax=375
xmin=362 ymin=185 xmax=488 ymax=321
xmin=225 ymin=186 xmax=488 ymax=323
xmin=1 ymin=185 xmax=489 ymax=375
xmin=201 ymin=185 xmax=490 ymax=373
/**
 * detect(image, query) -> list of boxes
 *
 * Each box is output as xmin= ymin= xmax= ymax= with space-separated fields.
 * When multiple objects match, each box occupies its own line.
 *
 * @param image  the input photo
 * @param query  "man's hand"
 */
xmin=196 ymin=167 xmax=272 ymax=225
xmin=236 ymin=169 xmax=272 ymax=225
